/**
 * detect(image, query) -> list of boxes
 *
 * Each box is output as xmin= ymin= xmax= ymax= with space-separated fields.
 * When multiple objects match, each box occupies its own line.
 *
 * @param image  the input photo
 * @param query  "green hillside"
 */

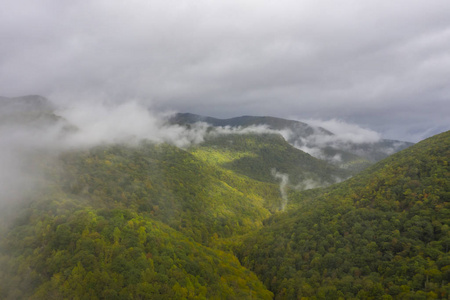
xmin=170 ymin=113 xmax=328 ymax=136
xmin=237 ymin=130 xmax=450 ymax=299
xmin=171 ymin=113 xmax=413 ymax=169
xmin=0 ymin=142 xmax=278 ymax=299
xmin=0 ymin=204 xmax=272 ymax=299
xmin=59 ymin=143 xmax=285 ymax=242
xmin=0 ymin=96 xmax=447 ymax=299
xmin=189 ymin=133 xmax=351 ymax=185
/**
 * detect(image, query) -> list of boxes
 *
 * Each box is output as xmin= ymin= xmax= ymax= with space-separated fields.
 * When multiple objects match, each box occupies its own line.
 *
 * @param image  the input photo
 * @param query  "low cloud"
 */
xmin=0 ymin=97 xmax=412 ymax=209
xmin=271 ymin=169 xmax=289 ymax=211
xmin=209 ymin=124 xmax=292 ymax=140
xmin=294 ymin=179 xmax=324 ymax=191
xmin=0 ymin=99 xmax=211 ymax=207
xmin=301 ymin=118 xmax=382 ymax=145
xmin=0 ymin=98 xmax=303 ymax=207
xmin=57 ymin=101 xmax=209 ymax=148
xmin=56 ymin=99 xmax=297 ymax=149
xmin=289 ymin=118 xmax=390 ymax=163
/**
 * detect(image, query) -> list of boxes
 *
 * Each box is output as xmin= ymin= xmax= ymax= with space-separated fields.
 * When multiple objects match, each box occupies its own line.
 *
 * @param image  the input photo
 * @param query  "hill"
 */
xmin=171 ymin=113 xmax=413 ymax=171
xmin=0 ymin=95 xmax=441 ymax=299
xmin=171 ymin=113 xmax=330 ymax=136
xmin=0 ymin=95 xmax=75 ymax=132
xmin=0 ymin=142 xmax=278 ymax=299
xmin=237 ymin=130 xmax=450 ymax=299
xmin=188 ymin=132 xmax=351 ymax=186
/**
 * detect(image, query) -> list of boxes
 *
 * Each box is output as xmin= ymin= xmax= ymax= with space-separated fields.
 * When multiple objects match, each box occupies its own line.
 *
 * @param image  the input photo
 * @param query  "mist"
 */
xmin=271 ymin=169 xmax=289 ymax=211
xmin=0 ymin=96 xmax=302 ymax=208
xmin=288 ymin=118 xmax=410 ymax=163
xmin=0 ymin=94 xmax=415 ymax=211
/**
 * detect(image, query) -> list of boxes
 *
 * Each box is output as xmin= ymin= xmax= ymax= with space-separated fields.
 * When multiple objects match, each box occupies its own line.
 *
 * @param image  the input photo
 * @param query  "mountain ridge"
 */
xmin=237 ymin=130 xmax=450 ymax=299
xmin=172 ymin=112 xmax=413 ymax=173
xmin=1 ymin=95 xmax=446 ymax=299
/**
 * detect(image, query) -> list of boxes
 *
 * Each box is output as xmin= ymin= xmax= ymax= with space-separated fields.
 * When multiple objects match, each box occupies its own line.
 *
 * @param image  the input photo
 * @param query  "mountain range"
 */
xmin=171 ymin=112 xmax=413 ymax=169
xmin=0 ymin=95 xmax=447 ymax=299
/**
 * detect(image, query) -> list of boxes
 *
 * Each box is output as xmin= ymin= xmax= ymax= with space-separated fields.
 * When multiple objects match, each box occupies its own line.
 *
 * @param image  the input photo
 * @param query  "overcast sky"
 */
xmin=1 ymin=0 xmax=449 ymax=142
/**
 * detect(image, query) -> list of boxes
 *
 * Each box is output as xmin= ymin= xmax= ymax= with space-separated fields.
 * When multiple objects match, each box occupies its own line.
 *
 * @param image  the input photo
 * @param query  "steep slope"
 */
xmin=53 ymin=142 xmax=282 ymax=242
xmin=238 ymin=130 xmax=450 ymax=299
xmin=189 ymin=132 xmax=351 ymax=186
xmin=0 ymin=203 xmax=273 ymax=299
xmin=0 ymin=141 xmax=278 ymax=299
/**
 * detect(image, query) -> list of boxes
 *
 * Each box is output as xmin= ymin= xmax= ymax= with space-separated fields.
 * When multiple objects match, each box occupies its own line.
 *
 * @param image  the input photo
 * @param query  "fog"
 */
xmin=0 ymin=97 xmax=305 ymax=207
xmin=271 ymin=169 xmax=289 ymax=211
xmin=1 ymin=94 xmax=416 ymax=208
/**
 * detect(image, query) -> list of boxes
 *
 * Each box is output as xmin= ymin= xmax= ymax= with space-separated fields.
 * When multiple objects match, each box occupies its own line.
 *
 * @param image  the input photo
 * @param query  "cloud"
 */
xmin=0 ymin=121 xmax=63 ymax=207
xmin=294 ymin=179 xmax=324 ymax=191
xmin=0 ymin=99 xmax=207 ymax=207
xmin=303 ymin=119 xmax=382 ymax=144
xmin=293 ymin=118 xmax=382 ymax=157
xmin=57 ymin=101 xmax=207 ymax=148
xmin=271 ymin=169 xmax=289 ymax=211
xmin=1 ymin=0 xmax=449 ymax=142
xmin=55 ymin=99 xmax=298 ymax=149
xmin=0 ymin=97 xmax=301 ymax=207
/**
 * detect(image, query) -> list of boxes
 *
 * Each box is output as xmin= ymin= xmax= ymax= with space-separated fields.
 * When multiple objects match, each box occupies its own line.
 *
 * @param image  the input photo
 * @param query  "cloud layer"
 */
xmin=1 ymin=0 xmax=449 ymax=141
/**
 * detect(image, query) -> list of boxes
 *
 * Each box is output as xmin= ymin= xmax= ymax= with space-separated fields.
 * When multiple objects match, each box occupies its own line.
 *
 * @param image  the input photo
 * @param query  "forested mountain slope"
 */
xmin=171 ymin=113 xmax=327 ymax=136
xmin=0 ymin=142 xmax=278 ymax=299
xmin=189 ymin=133 xmax=351 ymax=185
xmin=57 ymin=143 xmax=282 ymax=242
xmin=0 ymin=95 xmax=441 ymax=300
xmin=237 ymin=130 xmax=450 ymax=299
xmin=171 ymin=113 xmax=413 ymax=166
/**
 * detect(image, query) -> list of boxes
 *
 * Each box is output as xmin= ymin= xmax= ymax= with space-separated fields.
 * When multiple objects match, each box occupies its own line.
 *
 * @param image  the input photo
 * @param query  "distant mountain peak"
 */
xmin=171 ymin=112 xmax=413 ymax=165
xmin=171 ymin=112 xmax=332 ymax=136
xmin=0 ymin=95 xmax=54 ymax=112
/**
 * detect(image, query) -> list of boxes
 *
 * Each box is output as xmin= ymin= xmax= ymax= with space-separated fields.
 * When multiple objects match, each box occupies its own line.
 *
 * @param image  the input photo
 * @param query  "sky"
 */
xmin=1 ymin=0 xmax=449 ymax=142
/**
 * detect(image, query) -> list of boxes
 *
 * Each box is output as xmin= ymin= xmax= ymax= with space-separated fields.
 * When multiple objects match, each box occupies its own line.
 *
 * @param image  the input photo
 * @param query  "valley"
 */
xmin=0 ymin=96 xmax=448 ymax=299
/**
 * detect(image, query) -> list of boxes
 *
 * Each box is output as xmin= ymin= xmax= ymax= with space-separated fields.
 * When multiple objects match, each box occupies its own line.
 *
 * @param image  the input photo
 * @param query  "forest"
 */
xmin=0 ymin=123 xmax=448 ymax=298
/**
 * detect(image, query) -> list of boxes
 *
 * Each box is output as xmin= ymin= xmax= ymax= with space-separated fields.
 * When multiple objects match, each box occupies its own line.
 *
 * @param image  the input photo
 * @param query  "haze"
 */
xmin=1 ymin=0 xmax=449 ymax=142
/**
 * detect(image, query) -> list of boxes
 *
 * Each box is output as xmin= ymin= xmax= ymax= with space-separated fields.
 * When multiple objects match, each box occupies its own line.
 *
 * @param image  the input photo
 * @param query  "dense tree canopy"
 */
xmin=0 ymin=130 xmax=448 ymax=299
xmin=238 ymin=131 xmax=450 ymax=299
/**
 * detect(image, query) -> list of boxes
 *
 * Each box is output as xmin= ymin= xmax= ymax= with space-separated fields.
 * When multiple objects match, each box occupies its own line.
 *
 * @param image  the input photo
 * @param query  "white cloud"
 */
xmin=303 ymin=119 xmax=382 ymax=144
xmin=271 ymin=169 xmax=289 ymax=211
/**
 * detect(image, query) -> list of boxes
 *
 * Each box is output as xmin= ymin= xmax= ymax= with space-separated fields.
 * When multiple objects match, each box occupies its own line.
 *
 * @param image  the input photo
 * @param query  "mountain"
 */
xmin=0 ymin=95 xmax=444 ymax=299
xmin=0 ymin=95 xmax=54 ymax=111
xmin=0 ymin=142 xmax=277 ymax=299
xmin=188 ymin=132 xmax=351 ymax=187
xmin=237 ymin=130 xmax=450 ymax=299
xmin=171 ymin=112 xmax=413 ymax=171
xmin=171 ymin=113 xmax=331 ymax=136
xmin=0 ymin=95 xmax=75 ymax=132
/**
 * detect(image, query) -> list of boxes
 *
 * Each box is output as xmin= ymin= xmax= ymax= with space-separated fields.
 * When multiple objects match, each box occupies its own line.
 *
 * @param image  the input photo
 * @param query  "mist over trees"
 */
xmin=0 ymin=96 xmax=448 ymax=299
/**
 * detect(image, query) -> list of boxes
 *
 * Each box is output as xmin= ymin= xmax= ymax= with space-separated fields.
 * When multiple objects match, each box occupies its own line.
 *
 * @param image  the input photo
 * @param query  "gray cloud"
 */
xmin=1 ymin=0 xmax=449 ymax=142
